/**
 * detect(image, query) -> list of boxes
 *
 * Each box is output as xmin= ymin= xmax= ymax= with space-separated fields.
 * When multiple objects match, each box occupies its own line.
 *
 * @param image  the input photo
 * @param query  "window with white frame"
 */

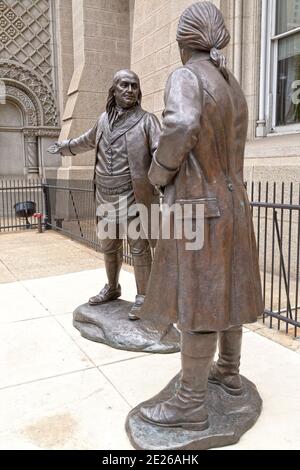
xmin=258 ymin=0 xmax=300 ymax=136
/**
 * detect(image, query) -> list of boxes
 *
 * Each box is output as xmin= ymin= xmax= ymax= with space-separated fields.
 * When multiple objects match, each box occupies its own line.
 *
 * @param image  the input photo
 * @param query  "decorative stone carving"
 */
xmin=5 ymin=84 xmax=37 ymax=126
xmin=0 ymin=61 xmax=58 ymax=126
xmin=23 ymin=128 xmax=60 ymax=138
xmin=0 ymin=17 xmax=8 ymax=29
xmin=0 ymin=0 xmax=53 ymax=88
xmin=24 ymin=133 xmax=38 ymax=174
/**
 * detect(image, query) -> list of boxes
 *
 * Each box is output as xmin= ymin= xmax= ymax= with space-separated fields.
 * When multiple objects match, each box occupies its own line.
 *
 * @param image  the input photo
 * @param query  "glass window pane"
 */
xmin=276 ymin=32 xmax=300 ymax=125
xmin=276 ymin=0 xmax=300 ymax=35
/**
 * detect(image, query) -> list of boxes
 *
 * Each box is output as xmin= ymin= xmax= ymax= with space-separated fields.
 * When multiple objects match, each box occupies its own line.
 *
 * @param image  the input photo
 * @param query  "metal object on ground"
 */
xmin=33 ymin=212 xmax=43 ymax=233
xmin=14 ymin=200 xmax=36 ymax=229
xmin=0 ymin=179 xmax=44 ymax=232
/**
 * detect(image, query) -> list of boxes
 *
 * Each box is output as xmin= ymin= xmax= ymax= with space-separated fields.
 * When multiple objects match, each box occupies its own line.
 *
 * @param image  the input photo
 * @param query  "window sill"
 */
xmin=268 ymin=129 xmax=300 ymax=137
xmin=245 ymin=133 xmax=300 ymax=159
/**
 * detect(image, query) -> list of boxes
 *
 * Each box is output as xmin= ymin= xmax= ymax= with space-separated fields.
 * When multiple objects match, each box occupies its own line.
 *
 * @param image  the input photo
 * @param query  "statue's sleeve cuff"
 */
xmin=59 ymin=139 xmax=77 ymax=156
xmin=68 ymin=139 xmax=76 ymax=156
xmin=149 ymin=153 xmax=178 ymax=187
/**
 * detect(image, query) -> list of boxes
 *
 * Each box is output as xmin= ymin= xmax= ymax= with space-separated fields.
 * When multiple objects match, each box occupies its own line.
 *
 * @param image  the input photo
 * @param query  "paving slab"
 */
xmin=0 ymin=231 xmax=299 ymax=449
xmin=22 ymin=269 xmax=137 ymax=316
xmin=0 ymin=281 xmax=49 ymax=323
xmin=100 ymin=353 xmax=182 ymax=408
xmin=0 ymin=260 xmax=15 ymax=284
xmin=224 ymin=331 xmax=300 ymax=449
xmin=0 ymin=231 xmax=105 ymax=281
xmin=0 ymin=316 xmax=93 ymax=389
xmin=0 ymin=368 xmax=131 ymax=450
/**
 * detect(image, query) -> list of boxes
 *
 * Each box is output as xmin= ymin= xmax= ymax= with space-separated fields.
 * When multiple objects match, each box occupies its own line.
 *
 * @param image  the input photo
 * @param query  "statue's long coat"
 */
xmin=141 ymin=52 xmax=264 ymax=332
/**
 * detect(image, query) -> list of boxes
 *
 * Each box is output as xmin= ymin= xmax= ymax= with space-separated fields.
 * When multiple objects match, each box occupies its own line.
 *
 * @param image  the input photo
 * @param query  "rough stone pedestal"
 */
xmin=73 ymin=300 xmax=180 ymax=354
xmin=126 ymin=373 xmax=262 ymax=450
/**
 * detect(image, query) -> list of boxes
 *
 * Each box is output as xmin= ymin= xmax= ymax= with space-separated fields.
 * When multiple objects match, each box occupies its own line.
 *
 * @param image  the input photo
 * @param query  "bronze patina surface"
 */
xmin=127 ymin=1 xmax=264 ymax=449
xmin=73 ymin=300 xmax=180 ymax=354
xmin=126 ymin=372 xmax=262 ymax=450
xmin=48 ymin=71 xmax=181 ymax=353
xmin=48 ymin=70 xmax=161 ymax=321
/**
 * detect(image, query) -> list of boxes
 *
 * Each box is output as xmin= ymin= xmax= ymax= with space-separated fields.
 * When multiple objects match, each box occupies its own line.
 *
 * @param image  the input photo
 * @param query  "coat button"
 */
xmin=228 ymin=183 xmax=234 ymax=191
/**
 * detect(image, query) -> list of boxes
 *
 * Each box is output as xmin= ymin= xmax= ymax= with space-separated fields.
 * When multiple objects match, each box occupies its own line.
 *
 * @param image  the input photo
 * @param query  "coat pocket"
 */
xmin=175 ymin=197 xmax=221 ymax=219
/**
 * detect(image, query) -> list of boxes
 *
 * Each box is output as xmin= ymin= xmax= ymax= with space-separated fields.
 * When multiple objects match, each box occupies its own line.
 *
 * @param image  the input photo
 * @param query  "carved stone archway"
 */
xmin=2 ymin=85 xmax=40 ymax=173
xmin=5 ymin=85 xmax=38 ymax=126
xmin=0 ymin=60 xmax=58 ymax=126
xmin=0 ymin=61 xmax=60 ymax=174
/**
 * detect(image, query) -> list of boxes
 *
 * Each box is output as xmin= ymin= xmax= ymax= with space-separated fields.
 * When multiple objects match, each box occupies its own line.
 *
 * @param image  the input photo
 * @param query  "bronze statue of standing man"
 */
xmin=48 ymin=70 xmax=161 ymax=320
xmin=139 ymin=1 xmax=264 ymax=431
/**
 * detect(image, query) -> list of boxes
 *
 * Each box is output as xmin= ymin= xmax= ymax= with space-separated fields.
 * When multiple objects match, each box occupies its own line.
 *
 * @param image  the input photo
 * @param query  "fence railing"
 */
xmin=42 ymin=179 xmax=133 ymax=264
xmin=0 ymin=178 xmax=299 ymax=337
xmin=0 ymin=179 xmax=45 ymax=232
xmin=250 ymin=181 xmax=300 ymax=337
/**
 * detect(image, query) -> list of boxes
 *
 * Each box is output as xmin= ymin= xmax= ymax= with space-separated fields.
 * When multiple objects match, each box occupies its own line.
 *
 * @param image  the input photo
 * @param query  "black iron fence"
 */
xmin=250 ymin=182 xmax=300 ymax=337
xmin=42 ymin=179 xmax=133 ymax=264
xmin=0 ymin=179 xmax=45 ymax=231
xmin=0 ymin=178 xmax=299 ymax=337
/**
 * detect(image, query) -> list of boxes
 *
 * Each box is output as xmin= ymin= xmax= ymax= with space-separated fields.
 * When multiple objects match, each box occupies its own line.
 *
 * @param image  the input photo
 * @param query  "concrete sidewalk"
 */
xmin=0 ymin=231 xmax=300 ymax=450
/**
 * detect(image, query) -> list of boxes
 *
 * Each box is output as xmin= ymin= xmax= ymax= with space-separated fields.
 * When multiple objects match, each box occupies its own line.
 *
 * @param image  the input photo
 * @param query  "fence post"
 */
xmin=42 ymin=183 xmax=52 ymax=230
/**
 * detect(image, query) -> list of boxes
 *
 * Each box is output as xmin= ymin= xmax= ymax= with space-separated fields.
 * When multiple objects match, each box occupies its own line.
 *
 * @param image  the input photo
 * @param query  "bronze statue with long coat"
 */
xmin=141 ymin=54 xmax=263 ymax=333
xmin=139 ymin=1 xmax=264 ymax=432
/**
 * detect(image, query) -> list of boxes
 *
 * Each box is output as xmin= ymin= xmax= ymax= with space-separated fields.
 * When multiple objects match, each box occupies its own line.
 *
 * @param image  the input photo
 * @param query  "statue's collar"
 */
xmin=103 ymin=106 xmax=145 ymax=144
xmin=111 ymin=104 xmax=140 ymax=129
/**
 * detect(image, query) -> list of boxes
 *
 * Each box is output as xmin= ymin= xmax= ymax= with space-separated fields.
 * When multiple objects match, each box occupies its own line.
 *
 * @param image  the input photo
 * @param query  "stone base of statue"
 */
xmin=73 ymin=300 xmax=180 ymax=354
xmin=126 ymin=372 xmax=262 ymax=450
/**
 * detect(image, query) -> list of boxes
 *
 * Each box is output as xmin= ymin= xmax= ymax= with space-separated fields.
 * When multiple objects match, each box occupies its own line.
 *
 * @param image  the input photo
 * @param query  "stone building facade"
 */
xmin=0 ymin=0 xmax=299 ymax=182
xmin=0 ymin=0 xmax=61 ymax=176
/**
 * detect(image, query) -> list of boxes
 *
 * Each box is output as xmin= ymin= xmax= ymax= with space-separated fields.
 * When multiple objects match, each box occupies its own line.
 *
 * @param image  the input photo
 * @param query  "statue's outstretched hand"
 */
xmin=47 ymin=142 xmax=63 ymax=155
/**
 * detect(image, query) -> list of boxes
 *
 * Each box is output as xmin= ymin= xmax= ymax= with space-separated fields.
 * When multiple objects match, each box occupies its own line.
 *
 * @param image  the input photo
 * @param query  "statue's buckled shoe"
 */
xmin=208 ymin=362 xmax=243 ymax=396
xmin=88 ymin=284 xmax=121 ymax=306
xmin=128 ymin=294 xmax=145 ymax=321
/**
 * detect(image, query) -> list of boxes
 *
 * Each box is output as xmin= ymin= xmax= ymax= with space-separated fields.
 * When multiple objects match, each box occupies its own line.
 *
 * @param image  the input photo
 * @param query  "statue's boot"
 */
xmin=89 ymin=250 xmax=122 ymax=305
xmin=128 ymin=252 xmax=152 ymax=321
xmin=140 ymin=331 xmax=217 ymax=430
xmin=208 ymin=325 xmax=243 ymax=396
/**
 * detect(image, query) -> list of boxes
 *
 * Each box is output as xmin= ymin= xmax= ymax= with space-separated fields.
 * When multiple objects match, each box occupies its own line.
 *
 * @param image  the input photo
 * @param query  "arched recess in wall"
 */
xmin=0 ymin=60 xmax=59 ymax=175
xmin=0 ymin=99 xmax=25 ymax=176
